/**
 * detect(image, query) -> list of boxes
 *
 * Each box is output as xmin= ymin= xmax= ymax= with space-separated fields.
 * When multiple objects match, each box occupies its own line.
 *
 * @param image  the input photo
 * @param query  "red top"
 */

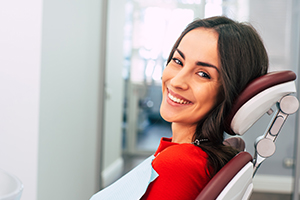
xmin=141 ymin=138 xmax=211 ymax=200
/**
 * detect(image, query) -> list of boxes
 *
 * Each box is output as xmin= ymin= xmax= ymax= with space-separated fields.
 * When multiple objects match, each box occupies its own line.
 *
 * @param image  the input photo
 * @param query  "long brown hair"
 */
xmin=167 ymin=16 xmax=269 ymax=177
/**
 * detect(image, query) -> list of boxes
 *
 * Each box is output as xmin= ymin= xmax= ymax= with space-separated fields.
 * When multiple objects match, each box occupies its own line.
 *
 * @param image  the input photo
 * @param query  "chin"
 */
xmin=159 ymin=105 xmax=172 ymax=123
xmin=159 ymin=110 xmax=169 ymax=122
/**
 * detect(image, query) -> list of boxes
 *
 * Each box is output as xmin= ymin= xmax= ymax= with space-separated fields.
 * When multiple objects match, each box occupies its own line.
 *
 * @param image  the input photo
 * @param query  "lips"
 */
xmin=167 ymin=89 xmax=192 ymax=104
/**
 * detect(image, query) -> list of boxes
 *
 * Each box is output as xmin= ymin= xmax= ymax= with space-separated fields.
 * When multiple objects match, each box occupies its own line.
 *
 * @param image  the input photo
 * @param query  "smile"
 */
xmin=168 ymin=93 xmax=191 ymax=104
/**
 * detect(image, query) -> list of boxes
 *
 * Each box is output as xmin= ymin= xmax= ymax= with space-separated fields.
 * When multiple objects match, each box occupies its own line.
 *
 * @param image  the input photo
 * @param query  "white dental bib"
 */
xmin=90 ymin=155 xmax=158 ymax=200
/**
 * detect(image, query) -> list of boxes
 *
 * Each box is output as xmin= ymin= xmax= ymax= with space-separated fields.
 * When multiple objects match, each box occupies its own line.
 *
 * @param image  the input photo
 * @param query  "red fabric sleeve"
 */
xmin=141 ymin=144 xmax=210 ymax=200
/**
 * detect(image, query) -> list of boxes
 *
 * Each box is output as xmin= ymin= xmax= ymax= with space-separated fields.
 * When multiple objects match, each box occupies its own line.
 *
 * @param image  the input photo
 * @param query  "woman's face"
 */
xmin=160 ymin=27 xmax=222 ymax=127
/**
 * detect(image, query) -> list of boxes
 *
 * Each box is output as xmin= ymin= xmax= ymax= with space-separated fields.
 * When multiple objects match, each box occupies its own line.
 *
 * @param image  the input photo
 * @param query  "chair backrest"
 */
xmin=196 ymin=152 xmax=252 ymax=200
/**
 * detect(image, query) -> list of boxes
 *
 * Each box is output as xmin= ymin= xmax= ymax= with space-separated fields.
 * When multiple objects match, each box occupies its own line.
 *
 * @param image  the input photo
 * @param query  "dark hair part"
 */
xmin=167 ymin=16 xmax=269 ymax=177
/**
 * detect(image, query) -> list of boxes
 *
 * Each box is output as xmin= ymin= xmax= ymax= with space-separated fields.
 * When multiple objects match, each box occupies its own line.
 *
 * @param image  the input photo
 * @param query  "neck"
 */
xmin=171 ymin=123 xmax=196 ymax=143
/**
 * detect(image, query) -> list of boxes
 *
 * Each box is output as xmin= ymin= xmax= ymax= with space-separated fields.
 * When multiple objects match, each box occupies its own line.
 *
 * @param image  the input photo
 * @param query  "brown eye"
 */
xmin=198 ymin=71 xmax=211 ymax=79
xmin=172 ymin=58 xmax=183 ymax=66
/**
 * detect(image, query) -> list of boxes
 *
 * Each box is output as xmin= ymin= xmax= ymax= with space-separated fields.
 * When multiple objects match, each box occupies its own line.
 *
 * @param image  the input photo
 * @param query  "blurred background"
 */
xmin=0 ymin=0 xmax=300 ymax=200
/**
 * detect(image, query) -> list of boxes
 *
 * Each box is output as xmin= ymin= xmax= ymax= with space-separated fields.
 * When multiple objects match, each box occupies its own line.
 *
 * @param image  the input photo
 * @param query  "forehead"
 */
xmin=177 ymin=27 xmax=220 ymax=68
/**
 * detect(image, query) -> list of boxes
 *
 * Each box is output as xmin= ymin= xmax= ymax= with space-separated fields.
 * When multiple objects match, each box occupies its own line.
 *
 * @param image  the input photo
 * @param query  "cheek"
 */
xmin=196 ymin=84 xmax=221 ymax=108
xmin=161 ymin=69 xmax=169 ymax=103
xmin=208 ymin=86 xmax=223 ymax=111
xmin=161 ymin=66 xmax=173 ymax=90
xmin=162 ymin=65 xmax=172 ymax=80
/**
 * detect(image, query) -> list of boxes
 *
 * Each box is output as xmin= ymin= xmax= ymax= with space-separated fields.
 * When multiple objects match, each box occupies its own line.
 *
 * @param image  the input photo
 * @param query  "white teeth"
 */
xmin=168 ymin=93 xmax=189 ymax=104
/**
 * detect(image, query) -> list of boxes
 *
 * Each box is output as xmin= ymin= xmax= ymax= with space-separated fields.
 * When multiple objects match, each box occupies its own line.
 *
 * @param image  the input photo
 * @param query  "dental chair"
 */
xmin=196 ymin=70 xmax=299 ymax=200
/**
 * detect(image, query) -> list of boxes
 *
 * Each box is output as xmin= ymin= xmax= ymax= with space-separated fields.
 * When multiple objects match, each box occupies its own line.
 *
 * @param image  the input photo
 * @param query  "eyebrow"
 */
xmin=176 ymin=48 xmax=219 ymax=73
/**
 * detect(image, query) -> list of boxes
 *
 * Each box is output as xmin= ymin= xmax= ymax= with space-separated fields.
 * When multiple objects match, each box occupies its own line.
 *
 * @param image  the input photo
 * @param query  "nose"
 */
xmin=169 ymin=69 xmax=189 ymax=90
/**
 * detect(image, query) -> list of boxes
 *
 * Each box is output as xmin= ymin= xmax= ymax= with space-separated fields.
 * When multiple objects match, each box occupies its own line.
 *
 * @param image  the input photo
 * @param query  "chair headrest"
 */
xmin=225 ymin=70 xmax=296 ymax=135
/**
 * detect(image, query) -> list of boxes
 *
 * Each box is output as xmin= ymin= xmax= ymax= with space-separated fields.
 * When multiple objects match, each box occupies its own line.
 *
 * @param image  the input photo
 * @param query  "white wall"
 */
xmin=38 ymin=0 xmax=105 ymax=200
xmin=0 ymin=1 xmax=43 ymax=200
xmin=0 ymin=0 xmax=106 ymax=200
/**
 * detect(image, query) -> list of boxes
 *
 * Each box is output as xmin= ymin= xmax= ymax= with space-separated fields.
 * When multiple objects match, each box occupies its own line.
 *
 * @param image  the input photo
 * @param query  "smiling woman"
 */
xmin=140 ymin=16 xmax=268 ymax=200
xmin=90 ymin=16 xmax=269 ymax=200
xmin=160 ymin=28 xmax=221 ymax=144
